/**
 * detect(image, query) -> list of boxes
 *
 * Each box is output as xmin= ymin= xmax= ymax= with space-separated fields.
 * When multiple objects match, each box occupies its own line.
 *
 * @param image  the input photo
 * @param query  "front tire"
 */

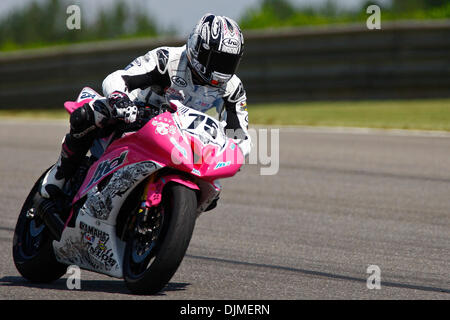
xmin=123 ymin=183 xmax=197 ymax=295
xmin=12 ymin=170 xmax=67 ymax=283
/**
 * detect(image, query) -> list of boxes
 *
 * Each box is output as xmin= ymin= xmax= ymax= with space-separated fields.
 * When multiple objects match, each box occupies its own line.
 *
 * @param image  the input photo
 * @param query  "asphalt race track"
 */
xmin=0 ymin=119 xmax=449 ymax=300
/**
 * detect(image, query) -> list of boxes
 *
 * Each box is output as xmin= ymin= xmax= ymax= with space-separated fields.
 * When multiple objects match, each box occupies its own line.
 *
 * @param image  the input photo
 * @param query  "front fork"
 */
xmin=136 ymin=174 xmax=200 ymax=233
xmin=126 ymin=174 xmax=201 ymax=253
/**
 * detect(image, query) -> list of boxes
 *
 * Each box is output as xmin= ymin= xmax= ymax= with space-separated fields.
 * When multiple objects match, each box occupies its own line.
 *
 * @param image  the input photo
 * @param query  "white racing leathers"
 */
xmin=102 ymin=45 xmax=251 ymax=157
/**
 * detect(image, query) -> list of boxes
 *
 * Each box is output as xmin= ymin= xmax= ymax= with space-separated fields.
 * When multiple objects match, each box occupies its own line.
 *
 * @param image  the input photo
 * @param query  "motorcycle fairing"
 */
xmin=53 ymin=209 xmax=125 ymax=278
xmin=144 ymin=175 xmax=200 ymax=207
xmin=72 ymin=109 xmax=243 ymax=204
xmin=54 ymin=160 xmax=161 ymax=278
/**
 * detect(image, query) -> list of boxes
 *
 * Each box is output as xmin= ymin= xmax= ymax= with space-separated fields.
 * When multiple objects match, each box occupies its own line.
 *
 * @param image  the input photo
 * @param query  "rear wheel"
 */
xmin=123 ymin=183 xmax=197 ymax=295
xmin=12 ymin=170 xmax=67 ymax=283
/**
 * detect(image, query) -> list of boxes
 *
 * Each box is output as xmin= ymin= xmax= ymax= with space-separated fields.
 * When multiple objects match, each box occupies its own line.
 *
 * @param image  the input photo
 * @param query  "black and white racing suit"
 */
xmin=56 ymin=45 xmax=251 ymax=187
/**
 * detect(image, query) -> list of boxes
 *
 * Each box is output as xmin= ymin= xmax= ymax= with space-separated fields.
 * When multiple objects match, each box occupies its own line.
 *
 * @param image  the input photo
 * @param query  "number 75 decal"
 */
xmin=187 ymin=113 xmax=218 ymax=139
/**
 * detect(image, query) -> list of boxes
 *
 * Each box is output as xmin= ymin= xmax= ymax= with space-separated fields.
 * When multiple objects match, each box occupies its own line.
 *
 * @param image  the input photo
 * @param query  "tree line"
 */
xmin=0 ymin=0 xmax=162 ymax=51
xmin=240 ymin=0 xmax=450 ymax=30
xmin=1 ymin=0 xmax=449 ymax=51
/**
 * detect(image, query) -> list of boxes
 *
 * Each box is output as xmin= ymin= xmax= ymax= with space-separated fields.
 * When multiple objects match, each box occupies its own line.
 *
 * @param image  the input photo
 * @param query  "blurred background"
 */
xmin=0 ymin=0 xmax=449 ymax=130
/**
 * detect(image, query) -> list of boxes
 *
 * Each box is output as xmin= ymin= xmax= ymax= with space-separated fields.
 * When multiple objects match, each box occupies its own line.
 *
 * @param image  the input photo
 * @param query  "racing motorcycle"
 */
xmin=12 ymin=87 xmax=244 ymax=295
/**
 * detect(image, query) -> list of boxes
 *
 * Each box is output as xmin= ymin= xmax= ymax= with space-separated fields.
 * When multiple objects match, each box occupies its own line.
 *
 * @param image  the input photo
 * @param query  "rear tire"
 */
xmin=12 ymin=170 xmax=67 ymax=283
xmin=123 ymin=183 xmax=197 ymax=295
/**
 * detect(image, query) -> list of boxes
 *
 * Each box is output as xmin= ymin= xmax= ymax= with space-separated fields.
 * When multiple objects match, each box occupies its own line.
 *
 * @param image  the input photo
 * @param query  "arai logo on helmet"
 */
xmin=171 ymin=76 xmax=187 ymax=87
xmin=222 ymin=38 xmax=239 ymax=49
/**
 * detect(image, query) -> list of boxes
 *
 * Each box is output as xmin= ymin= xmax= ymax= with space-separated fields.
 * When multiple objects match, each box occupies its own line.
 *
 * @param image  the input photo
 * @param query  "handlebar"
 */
xmin=112 ymin=107 xmax=128 ymax=120
xmin=112 ymin=102 xmax=177 ymax=127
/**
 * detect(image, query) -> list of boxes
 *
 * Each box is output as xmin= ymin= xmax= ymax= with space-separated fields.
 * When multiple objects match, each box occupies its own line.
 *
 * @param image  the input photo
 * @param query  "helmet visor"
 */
xmin=197 ymin=45 xmax=241 ymax=76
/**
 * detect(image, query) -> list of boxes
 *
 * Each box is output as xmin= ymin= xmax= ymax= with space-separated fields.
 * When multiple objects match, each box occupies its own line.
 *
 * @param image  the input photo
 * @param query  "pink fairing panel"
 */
xmin=188 ymin=137 xmax=245 ymax=180
xmin=145 ymin=175 xmax=200 ymax=207
xmin=73 ymin=111 xmax=244 ymax=201
xmin=146 ymin=113 xmax=244 ymax=179
xmin=64 ymin=99 xmax=92 ymax=114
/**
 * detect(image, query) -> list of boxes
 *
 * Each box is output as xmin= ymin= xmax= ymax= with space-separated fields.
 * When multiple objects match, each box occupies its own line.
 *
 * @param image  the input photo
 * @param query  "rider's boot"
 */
xmin=39 ymin=137 xmax=82 ymax=199
xmin=39 ymin=154 xmax=67 ymax=199
xmin=37 ymin=136 xmax=87 ymax=241
xmin=35 ymin=153 xmax=67 ymax=241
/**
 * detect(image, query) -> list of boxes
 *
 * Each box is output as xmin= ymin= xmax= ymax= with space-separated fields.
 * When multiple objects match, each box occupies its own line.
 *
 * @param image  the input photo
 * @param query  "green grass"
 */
xmin=248 ymin=99 xmax=450 ymax=131
xmin=1 ymin=98 xmax=450 ymax=131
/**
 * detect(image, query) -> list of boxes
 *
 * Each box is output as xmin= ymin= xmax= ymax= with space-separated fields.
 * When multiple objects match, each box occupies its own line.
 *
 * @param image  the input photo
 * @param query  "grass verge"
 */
xmin=248 ymin=99 xmax=450 ymax=131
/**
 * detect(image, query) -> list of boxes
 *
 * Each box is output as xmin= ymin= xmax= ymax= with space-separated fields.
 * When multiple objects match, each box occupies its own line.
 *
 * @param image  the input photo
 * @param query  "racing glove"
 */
xmin=107 ymin=91 xmax=138 ymax=124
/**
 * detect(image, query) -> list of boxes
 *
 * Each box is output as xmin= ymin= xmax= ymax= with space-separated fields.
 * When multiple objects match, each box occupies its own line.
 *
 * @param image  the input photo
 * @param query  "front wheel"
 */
xmin=12 ymin=169 xmax=67 ymax=283
xmin=123 ymin=183 xmax=197 ymax=295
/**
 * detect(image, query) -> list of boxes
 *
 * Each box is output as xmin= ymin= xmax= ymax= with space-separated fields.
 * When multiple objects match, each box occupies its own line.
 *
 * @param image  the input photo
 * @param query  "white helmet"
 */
xmin=187 ymin=13 xmax=244 ymax=87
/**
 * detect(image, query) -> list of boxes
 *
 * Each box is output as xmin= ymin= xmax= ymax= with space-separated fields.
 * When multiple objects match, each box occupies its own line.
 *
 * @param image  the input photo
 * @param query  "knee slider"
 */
xmin=70 ymin=104 xmax=93 ymax=133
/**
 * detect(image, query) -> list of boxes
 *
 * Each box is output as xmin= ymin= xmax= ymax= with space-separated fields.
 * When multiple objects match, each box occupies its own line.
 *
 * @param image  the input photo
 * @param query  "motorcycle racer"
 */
xmin=39 ymin=13 xmax=251 ymax=201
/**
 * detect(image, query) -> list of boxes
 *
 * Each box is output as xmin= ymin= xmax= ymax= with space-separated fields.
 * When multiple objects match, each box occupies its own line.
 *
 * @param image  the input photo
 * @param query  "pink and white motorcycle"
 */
xmin=12 ymin=87 xmax=244 ymax=295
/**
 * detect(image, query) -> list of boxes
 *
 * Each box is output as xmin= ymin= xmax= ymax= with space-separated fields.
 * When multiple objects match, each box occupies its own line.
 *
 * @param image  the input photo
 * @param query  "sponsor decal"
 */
xmin=222 ymin=38 xmax=239 ymax=49
xmin=83 ymin=233 xmax=95 ymax=244
xmin=191 ymin=168 xmax=201 ymax=176
xmin=79 ymin=221 xmax=110 ymax=243
xmin=214 ymin=161 xmax=231 ymax=170
xmin=84 ymin=151 xmax=128 ymax=190
xmin=171 ymin=76 xmax=187 ymax=87
xmin=79 ymin=221 xmax=116 ymax=269
xmin=152 ymin=119 xmax=177 ymax=135
xmin=98 ymin=240 xmax=107 ymax=251
xmin=88 ymin=245 xmax=117 ymax=269
xmin=79 ymin=91 xmax=96 ymax=100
